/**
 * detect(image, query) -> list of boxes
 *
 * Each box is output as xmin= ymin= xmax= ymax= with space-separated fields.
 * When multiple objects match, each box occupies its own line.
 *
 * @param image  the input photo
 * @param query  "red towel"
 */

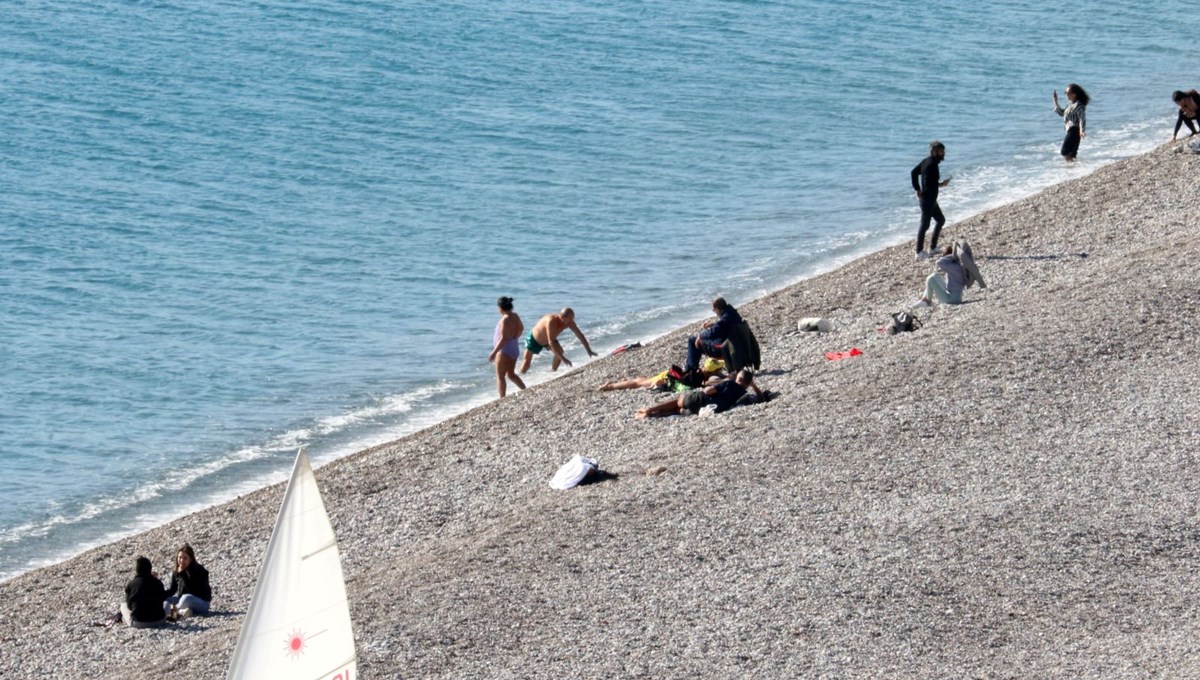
xmin=824 ymin=347 xmax=863 ymax=361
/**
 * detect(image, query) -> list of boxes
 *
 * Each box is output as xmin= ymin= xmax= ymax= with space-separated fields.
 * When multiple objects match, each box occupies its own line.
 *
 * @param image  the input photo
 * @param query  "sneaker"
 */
xmin=915 ymin=250 xmax=929 ymax=260
xmin=912 ymin=298 xmax=931 ymax=308
xmin=178 ymin=607 xmax=193 ymax=619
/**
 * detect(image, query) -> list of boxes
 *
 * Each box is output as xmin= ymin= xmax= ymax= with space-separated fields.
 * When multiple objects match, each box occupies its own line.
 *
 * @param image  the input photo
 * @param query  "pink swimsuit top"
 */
xmin=494 ymin=318 xmax=520 ymax=359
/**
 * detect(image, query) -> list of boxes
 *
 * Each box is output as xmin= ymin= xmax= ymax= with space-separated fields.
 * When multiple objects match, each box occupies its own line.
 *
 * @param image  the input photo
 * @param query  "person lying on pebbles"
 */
xmin=635 ymin=370 xmax=761 ymax=419
xmin=598 ymin=358 xmax=726 ymax=392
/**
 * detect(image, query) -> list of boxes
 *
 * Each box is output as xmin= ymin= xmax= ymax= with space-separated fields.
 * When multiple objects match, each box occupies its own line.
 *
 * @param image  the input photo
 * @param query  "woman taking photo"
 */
xmin=1052 ymin=83 xmax=1090 ymax=161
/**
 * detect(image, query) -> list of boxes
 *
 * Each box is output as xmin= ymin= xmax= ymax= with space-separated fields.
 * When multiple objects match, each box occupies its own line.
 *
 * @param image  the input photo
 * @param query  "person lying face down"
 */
xmin=914 ymin=245 xmax=966 ymax=308
xmin=635 ymin=370 xmax=762 ymax=419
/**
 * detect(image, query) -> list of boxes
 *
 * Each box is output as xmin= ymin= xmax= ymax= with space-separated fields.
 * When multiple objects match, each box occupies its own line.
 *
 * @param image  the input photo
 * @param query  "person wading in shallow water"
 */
xmin=118 ymin=556 xmax=166 ymax=628
xmin=518 ymin=308 xmax=598 ymax=374
xmin=1053 ymin=83 xmax=1089 ymax=161
xmin=488 ymin=296 xmax=526 ymax=398
xmin=911 ymin=140 xmax=951 ymax=260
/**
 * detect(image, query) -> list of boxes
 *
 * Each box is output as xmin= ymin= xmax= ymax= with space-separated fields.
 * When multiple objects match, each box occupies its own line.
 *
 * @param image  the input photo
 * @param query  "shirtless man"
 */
xmin=519 ymin=307 xmax=598 ymax=374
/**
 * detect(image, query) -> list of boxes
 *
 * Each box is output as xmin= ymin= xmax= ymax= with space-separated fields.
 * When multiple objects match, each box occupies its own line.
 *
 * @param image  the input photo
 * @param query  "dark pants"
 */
xmin=916 ymin=201 xmax=945 ymax=253
xmin=685 ymin=335 xmax=722 ymax=371
xmin=1061 ymin=126 xmax=1081 ymax=159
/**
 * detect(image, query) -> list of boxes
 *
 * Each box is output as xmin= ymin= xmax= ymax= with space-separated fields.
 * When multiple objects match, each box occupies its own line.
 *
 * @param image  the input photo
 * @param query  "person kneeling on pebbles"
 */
xmin=913 ymin=245 xmax=965 ymax=308
xmin=635 ymin=370 xmax=761 ymax=419
xmin=162 ymin=543 xmax=212 ymax=621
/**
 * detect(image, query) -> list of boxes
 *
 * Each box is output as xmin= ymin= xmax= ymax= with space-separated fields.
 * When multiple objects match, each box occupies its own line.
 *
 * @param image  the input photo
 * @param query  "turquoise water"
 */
xmin=1 ymin=0 xmax=1196 ymax=579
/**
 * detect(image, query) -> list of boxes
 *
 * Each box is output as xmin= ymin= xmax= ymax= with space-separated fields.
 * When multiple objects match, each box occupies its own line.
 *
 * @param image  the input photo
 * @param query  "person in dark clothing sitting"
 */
xmin=162 ymin=543 xmax=212 ymax=619
xmin=684 ymin=297 xmax=742 ymax=372
xmin=635 ymin=370 xmax=761 ymax=419
xmin=120 ymin=556 xmax=167 ymax=628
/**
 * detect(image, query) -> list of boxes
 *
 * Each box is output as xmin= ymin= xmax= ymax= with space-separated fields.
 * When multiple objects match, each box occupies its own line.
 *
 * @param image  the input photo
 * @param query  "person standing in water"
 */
xmin=910 ymin=140 xmax=951 ymax=260
xmin=1052 ymin=83 xmax=1089 ymax=161
xmin=518 ymin=308 xmax=598 ymax=374
xmin=488 ymin=296 xmax=526 ymax=397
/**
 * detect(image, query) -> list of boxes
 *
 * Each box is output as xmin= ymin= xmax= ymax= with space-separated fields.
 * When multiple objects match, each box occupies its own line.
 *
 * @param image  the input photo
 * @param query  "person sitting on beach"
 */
xmin=162 ymin=543 xmax=212 ymax=620
xmin=1172 ymin=89 xmax=1200 ymax=141
xmin=518 ymin=308 xmax=598 ymax=373
xmin=119 ymin=556 xmax=167 ymax=628
xmin=635 ymin=370 xmax=762 ymax=419
xmin=488 ymin=296 xmax=526 ymax=397
xmin=684 ymin=297 xmax=742 ymax=372
xmin=913 ymin=245 xmax=966 ymax=308
xmin=599 ymin=358 xmax=725 ymax=392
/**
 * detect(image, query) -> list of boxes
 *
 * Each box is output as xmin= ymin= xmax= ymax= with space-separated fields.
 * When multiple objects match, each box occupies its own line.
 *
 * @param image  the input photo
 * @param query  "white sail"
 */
xmin=226 ymin=450 xmax=357 ymax=680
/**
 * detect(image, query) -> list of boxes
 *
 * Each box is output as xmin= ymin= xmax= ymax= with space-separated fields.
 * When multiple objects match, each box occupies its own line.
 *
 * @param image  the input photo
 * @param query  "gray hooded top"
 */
xmin=954 ymin=240 xmax=987 ymax=290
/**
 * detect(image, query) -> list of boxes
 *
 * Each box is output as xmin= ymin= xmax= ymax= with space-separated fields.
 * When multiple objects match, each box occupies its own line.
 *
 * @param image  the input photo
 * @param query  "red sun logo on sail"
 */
xmin=284 ymin=629 xmax=309 ymax=659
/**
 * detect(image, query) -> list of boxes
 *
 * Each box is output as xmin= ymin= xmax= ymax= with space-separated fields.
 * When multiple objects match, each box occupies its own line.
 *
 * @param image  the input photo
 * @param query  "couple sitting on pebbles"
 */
xmin=105 ymin=543 xmax=211 ymax=629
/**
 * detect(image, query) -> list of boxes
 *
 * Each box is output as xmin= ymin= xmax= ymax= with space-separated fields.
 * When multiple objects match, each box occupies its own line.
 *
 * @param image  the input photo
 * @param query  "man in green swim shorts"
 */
xmin=519 ymin=307 xmax=598 ymax=374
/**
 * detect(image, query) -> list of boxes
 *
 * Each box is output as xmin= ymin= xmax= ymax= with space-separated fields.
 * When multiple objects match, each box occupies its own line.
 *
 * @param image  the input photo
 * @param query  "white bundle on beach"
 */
xmin=797 ymin=317 xmax=832 ymax=332
xmin=549 ymin=455 xmax=598 ymax=490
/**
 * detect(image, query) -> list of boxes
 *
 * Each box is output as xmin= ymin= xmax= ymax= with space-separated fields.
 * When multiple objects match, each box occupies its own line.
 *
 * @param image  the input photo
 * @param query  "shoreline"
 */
xmin=0 ymin=125 xmax=1166 ymax=586
xmin=3 ymin=140 xmax=1199 ymax=677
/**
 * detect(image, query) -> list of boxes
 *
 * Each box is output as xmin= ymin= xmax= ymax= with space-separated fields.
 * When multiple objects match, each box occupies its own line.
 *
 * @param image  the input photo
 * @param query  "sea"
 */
xmin=1 ymin=0 xmax=1196 ymax=581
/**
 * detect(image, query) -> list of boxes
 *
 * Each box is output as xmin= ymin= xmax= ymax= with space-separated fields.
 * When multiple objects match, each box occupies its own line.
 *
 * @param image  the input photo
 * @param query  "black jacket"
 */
xmin=168 ymin=562 xmax=212 ymax=602
xmin=720 ymin=321 xmax=762 ymax=373
xmin=910 ymin=155 xmax=942 ymax=206
xmin=125 ymin=574 xmax=167 ymax=623
xmin=698 ymin=306 xmax=743 ymax=345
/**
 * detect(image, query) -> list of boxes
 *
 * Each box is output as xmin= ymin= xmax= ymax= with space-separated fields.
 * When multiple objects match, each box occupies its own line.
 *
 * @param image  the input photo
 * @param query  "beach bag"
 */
xmin=887 ymin=311 xmax=921 ymax=335
xmin=666 ymin=364 xmax=705 ymax=392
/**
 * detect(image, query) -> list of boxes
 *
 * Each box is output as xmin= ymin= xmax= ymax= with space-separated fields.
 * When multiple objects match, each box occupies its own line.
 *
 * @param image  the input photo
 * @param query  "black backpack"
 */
xmin=665 ymin=364 xmax=706 ymax=392
xmin=887 ymin=311 xmax=921 ymax=335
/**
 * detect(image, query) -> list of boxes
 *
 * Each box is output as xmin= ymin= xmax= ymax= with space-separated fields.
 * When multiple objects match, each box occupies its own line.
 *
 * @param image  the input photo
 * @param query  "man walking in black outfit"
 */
xmin=910 ymin=141 xmax=951 ymax=259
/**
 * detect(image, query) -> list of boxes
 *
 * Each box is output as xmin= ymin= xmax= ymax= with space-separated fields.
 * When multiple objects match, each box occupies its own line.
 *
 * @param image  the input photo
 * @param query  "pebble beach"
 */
xmin=2 ymin=141 xmax=1199 ymax=678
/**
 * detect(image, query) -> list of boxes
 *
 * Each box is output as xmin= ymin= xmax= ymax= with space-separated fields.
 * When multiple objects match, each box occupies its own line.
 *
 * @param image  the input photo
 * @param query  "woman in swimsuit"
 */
xmin=489 ymin=296 xmax=526 ymax=398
